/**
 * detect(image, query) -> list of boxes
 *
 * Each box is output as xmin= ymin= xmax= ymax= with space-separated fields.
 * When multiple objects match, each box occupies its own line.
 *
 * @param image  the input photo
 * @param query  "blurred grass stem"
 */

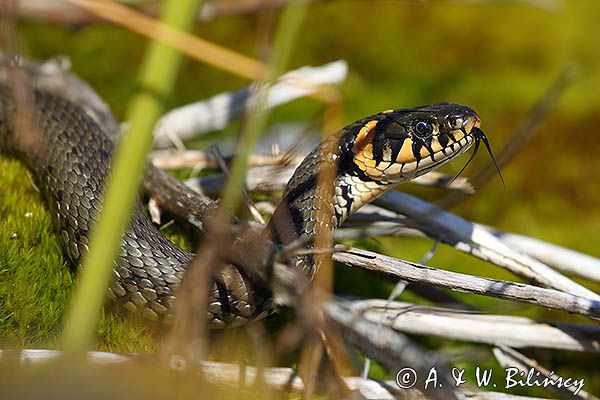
xmin=219 ymin=0 xmax=307 ymax=215
xmin=61 ymin=0 xmax=203 ymax=355
xmin=68 ymin=0 xmax=264 ymax=79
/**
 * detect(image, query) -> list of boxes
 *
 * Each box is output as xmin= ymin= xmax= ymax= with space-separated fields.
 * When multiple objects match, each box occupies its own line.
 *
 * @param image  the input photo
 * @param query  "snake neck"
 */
xmin=266 ymin=132 xmax=391 ymax=277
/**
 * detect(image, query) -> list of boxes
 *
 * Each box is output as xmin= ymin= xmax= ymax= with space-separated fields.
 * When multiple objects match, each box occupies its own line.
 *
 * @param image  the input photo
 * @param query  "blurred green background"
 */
xmin=0 ymin=0 xmax=598 ymax=396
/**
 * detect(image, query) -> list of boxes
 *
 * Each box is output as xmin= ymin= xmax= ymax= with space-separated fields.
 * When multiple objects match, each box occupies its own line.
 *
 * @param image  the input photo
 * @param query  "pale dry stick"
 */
xmin=0 ymin=349 xmax=554 ymax=400
xmin=324 ymin=300 xmax=464 ymax=400
xmin=481 ymin=226 xmax=600 ymax=283
xmin=346 ymin=215 xmax=600 ymax=285
xmin=153 ymin=61 xmax=348 ymax=147
xmin=375 ymin=191 xmax=600 ymax=301
xmin=350 ymin=267 xmax=600 ymax=398
xmin=332 ymin=246 xmax=600 ymax=319
xmin=350 ymin=299 xmax=600 ymax=353
xmin=493 ymin=346 xmax=597 ymax=400
xmin=152 ymin=150 xmax=304 ymax=170
xmin=337 ymin=206 xmax=600 ymax=287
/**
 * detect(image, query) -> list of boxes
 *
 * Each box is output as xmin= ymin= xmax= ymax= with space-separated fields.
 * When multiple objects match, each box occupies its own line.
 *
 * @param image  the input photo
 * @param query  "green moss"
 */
xmin=0 ymin=159 xmax=157 ymax=351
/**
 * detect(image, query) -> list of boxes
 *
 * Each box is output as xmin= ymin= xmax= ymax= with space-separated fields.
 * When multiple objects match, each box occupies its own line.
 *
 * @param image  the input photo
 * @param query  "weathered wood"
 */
xmin=374 ymin=191 xmax=600 ymax=300
xmin=333 ymin=246 xmax=600 ymax=319
xmin=350 ymin=300 xmax=600 ymax=352
xmin=483 ymin=226 xmax=600 ymax=283
xmin=153 ymin=61 xmax=348 ymax=147
xmin=324 ymin=300 xmax=462 ymax=400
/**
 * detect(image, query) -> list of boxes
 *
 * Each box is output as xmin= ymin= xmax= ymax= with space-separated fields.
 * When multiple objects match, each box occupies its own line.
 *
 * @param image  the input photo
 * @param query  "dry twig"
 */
xmin=350 ymin=300 xmax=600 ymax=353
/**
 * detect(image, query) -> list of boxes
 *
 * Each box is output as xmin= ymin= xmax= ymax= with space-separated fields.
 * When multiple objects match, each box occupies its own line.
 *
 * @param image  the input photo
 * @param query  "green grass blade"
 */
xmin=61 ymin=0 xmax=203 ymax=355
xmin=220 ymin=0 xmax=308 ymax=212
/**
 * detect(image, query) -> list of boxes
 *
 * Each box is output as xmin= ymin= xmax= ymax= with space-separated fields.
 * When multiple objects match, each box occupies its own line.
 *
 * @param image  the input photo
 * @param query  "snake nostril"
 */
xmin=447 ymin=117 xmax=464 ymax=130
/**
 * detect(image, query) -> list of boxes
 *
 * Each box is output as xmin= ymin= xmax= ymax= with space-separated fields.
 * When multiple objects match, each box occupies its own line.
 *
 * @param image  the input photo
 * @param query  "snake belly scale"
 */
xmin=0 ymin=84 xmax=481 ymax=328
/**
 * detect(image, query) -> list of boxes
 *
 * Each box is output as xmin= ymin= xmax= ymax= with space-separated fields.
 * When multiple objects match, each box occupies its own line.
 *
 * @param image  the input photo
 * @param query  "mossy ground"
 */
xmin=0 ymin=158 xmax=157 ymax=352
xmin=1 ymin=1 xmax=599 ymax=396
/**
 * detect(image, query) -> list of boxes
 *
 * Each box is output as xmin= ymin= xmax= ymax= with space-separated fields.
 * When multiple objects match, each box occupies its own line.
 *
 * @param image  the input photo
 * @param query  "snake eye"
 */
xmin=414 ymin=121 xmax=433 ymax=138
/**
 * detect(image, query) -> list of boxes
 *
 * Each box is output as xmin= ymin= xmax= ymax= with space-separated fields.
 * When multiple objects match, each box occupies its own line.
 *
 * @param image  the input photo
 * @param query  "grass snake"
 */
xmin=0 ymin=84 xmax=485 ymax=328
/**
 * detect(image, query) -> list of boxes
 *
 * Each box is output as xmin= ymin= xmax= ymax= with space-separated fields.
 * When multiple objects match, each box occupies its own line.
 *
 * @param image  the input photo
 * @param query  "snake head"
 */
xmin=343 ymin=102 xmax=481 ymax=183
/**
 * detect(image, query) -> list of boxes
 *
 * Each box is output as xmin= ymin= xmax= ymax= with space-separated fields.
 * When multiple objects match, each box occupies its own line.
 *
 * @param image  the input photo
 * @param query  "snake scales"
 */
xmin=0 ymin=83 xmax=483 ymax=328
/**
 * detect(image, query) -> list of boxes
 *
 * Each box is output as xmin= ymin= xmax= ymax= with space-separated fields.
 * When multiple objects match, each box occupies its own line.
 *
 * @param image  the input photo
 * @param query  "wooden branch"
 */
xmin=324 ymin=300 xmax=462 ymax=400
xmin=374 ymin=191 xmax=600 ymax=300
xmin=151 ymin=149 xmax=304 ymax=170
xmin=143 ymin=164 xmax=219 ymax=231
xmin=482 ymin=226 xmax=600 ymax=283
xmin=350 ymin=299 xmax=600 ymax=353
xmin=368 ymin=220 xmax=600 ymax=285
xmin=333 ymin=246 xmax=600 ymax=319
xmin=153 ymin=60 xmax=348 ymax=147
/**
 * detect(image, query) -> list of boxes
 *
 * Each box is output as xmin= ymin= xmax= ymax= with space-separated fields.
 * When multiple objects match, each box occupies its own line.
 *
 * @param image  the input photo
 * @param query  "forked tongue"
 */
xmin=450 ymin=127 xmax=505 ymax=188
xmin=475 ymin=127 xmax=505 ymax=188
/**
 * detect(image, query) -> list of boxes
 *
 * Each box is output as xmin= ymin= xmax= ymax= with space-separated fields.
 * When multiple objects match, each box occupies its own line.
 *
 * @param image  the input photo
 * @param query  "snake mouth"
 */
xmin=352 ymin=113 xmax=480 ymax=184
xmin=386 ymin=131 xmax=476 ymax=182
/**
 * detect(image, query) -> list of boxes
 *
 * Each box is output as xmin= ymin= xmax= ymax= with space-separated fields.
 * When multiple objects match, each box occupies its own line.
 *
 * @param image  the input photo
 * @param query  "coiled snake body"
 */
xmin=0 ymin=85 xmax=481 ymax=328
